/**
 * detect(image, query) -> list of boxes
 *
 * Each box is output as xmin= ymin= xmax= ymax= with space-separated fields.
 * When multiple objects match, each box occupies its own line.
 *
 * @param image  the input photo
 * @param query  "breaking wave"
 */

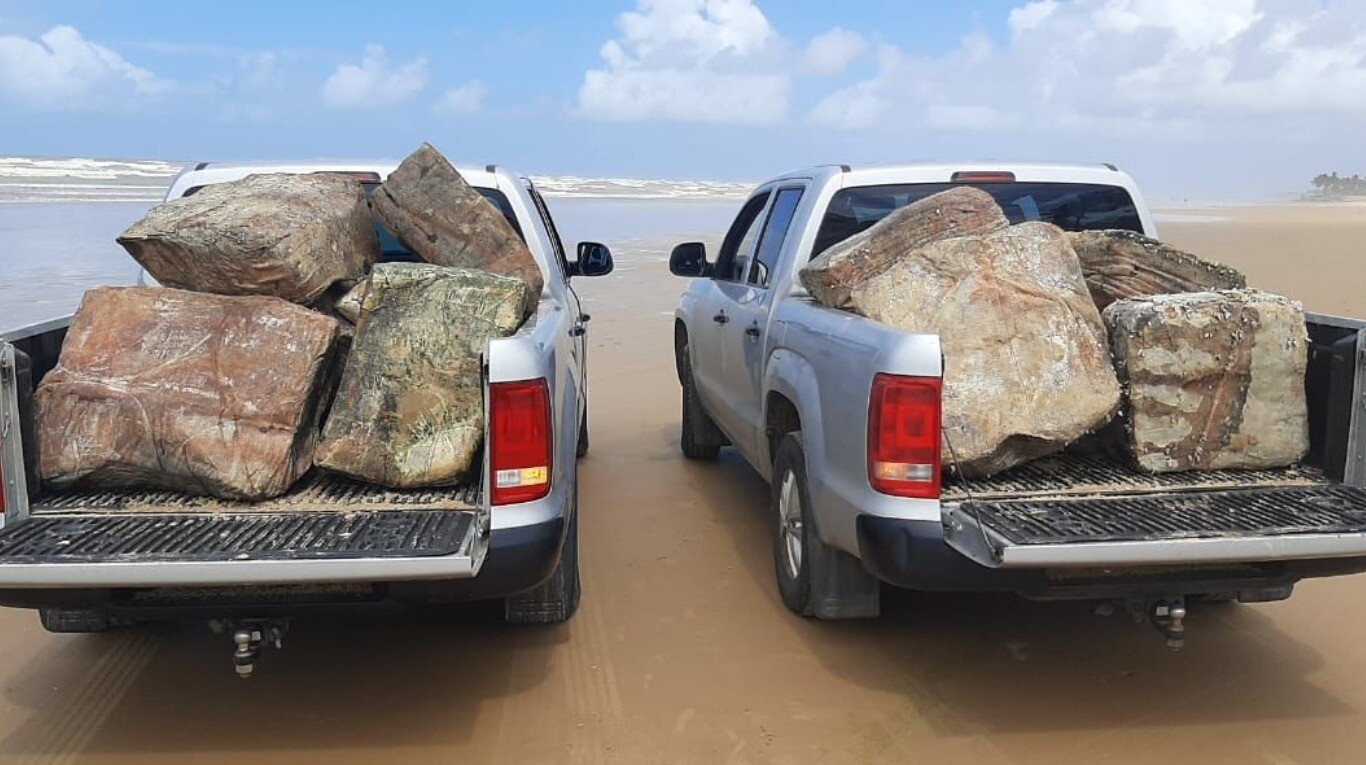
xmin=0 ymin=156 xmax=752 ymax=203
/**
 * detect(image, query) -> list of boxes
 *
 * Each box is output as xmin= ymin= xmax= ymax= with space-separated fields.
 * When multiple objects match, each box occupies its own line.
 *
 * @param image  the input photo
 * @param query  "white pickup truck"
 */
xmin=0 ymin=162 xmax=613 ymax=672
xmin=671 ymin=163 xmax=1366 ymax=641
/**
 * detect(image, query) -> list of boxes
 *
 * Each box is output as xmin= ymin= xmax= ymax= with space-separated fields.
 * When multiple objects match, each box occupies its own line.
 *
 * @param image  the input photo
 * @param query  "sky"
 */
xmin=0 ymin=0 xmax=1363 ymax=200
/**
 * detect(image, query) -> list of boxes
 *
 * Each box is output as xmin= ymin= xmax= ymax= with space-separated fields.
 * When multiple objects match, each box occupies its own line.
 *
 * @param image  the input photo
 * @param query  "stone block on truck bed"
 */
xmin=1068 ymin=229 xmax=1246 ymax=311
xmin=117 ymin=173 xmax=378 ymax=305
xmin=314 ymin=263 xmax=534 ymax=488
xmin=372 ymin=143 xmax=544 ymax=305
xmin=36 ymin=287 xmax=341 ymax=501
xmin=1105 ymin=290 xmax=1309 ymax=473
xmin=850 ymin=221 xmax=1121 ymax=477
xmin=799 ymin=186 xmax=1008 ymax=309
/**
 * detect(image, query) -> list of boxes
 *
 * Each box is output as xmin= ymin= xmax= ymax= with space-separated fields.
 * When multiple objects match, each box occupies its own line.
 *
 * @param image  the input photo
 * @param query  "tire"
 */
xmin=679 ymin=342 xmax=723 ymax=460
xmin=504 ymin=491 xmax=581 ymax=624
xmin=772 ymin=433 xmax=814 ymax=615
xmin=770 ymin=433 xmax=881 ymax=620
xmin=577 ymin=404 xmax=590 ymax=458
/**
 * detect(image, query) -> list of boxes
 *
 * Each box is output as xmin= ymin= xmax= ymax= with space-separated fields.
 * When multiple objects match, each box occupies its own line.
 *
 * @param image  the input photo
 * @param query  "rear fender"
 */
xmin=763 ymin=349 xmax=845 ymax=548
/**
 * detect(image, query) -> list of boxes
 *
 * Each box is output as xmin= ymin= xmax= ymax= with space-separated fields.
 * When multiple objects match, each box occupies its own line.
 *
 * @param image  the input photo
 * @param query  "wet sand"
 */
xmin=2 ymin=204 xmax=1366 ymax=763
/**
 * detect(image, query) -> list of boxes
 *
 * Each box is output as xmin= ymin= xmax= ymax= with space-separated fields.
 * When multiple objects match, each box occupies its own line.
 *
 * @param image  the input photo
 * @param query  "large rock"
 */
xmin=1105 ymin=290 xmax=1309 ymax=473
xmin=372 ymin=143 xmax=544 ymax=303
xmin=850 ymin=222 xmax=1121 ymax=477
xmin=1068 ymin=229 xmax=1246 ymax=311
xmin=800 ymin=187 xmax=1008 ymax=309
xmin=118 ymin=173 xmax=379 ymax=305
xmin=314 ymin=263 xmax=533 ymax=488
xmin=36 ymin=287 xmax=340 ymax=501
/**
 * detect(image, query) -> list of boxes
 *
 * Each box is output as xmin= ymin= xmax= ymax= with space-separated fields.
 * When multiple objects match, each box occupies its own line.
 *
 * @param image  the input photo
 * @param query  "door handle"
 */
xmin=745 ymin=325 xmax=761 ymax=339
xmin=713 ymin=312 xmax=729 ymax=325
xmin=570 ymin=326 xmax=586 ymax=337
xmin=579 ymin=313 xmax=592 ymax=323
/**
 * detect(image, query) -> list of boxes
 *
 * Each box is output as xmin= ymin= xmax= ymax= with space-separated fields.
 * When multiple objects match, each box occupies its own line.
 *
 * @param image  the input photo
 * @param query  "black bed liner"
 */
xmin=964 ymin=485 xmax=1366 ymax=546
xmin=30 ymin=471 xmax=483 ymax=513
xmin=0 ymin=510 xmax=478 ymax=563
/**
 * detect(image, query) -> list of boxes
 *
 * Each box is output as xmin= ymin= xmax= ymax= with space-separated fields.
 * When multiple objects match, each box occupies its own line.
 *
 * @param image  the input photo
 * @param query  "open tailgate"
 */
xmin=0 ymin=508 xmax=487 ymax=587
xmin=944 ymin=484 xmax=1366 ymax=568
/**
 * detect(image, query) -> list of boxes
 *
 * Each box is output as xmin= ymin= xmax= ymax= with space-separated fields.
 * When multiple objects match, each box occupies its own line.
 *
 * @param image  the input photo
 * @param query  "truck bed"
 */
xmin=943 ymin=452 xmax=1328 ymax=503
xmin=30 ymin=470 xmax=482 ymax=514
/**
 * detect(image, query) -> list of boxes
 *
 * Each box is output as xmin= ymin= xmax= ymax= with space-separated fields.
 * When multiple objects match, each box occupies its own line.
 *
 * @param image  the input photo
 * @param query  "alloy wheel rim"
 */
xmin=779 ymin=470 xmax=803 ymax=580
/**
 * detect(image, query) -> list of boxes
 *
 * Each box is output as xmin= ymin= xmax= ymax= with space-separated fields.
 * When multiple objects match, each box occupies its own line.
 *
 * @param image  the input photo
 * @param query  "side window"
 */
xmin=529 ymin=187 xmax=571 ymax=280
xmin=747 ymin=186 xmax=804 ymax=288
xmin=713 ymin=192 xmax=771 ymax=283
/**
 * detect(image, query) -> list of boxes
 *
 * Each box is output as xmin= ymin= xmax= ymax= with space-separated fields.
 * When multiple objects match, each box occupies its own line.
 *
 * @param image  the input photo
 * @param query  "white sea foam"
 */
xmin=528 ymin=175 xmax=752 ymax=200
xmin=0 ymin=156 xmax=184 ymax=180
xmin=0 ymin=156 xmax=753 ymax=203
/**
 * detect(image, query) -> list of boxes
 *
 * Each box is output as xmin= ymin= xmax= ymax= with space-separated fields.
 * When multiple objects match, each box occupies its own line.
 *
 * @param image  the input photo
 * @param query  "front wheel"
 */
xmin=679 ymin=343 xmax=723 ymax=460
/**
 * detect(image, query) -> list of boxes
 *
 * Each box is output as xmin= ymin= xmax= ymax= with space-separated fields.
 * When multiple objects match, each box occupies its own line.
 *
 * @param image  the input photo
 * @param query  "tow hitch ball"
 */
xmin=1141 ymin=598 xmax=1187 ymax=650
xmin=211 ymin=619 xmax=288 ymax=678
xmin=1108 ymin=598 xmax=1187 ymax=649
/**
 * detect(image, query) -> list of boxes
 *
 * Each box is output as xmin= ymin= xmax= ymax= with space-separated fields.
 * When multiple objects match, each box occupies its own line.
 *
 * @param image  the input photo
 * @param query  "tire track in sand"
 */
xmin=17 ymin=630 xmax=161 ymax=765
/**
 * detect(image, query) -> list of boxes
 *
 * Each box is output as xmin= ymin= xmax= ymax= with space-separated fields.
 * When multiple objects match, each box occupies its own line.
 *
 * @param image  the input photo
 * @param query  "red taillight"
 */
xmin=489 ymin=379 xmax=553 ymax=505
xmin=867 ymin=374 xmax=942 ymax=499
xmin=951 ymin=171 xmax=1016 ymax=184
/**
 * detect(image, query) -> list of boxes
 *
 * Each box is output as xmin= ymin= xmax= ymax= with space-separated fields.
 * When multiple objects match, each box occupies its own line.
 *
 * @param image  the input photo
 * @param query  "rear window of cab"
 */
xmin=814 ymin=182 xmax=1143 ymax=257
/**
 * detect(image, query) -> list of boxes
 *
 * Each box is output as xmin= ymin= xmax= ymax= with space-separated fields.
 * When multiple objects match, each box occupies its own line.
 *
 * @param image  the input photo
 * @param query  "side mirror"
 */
xmin=669 ymin=242 xmax=710 ymax=278
xmin=572 ymin=241 xmax=614 ymax=278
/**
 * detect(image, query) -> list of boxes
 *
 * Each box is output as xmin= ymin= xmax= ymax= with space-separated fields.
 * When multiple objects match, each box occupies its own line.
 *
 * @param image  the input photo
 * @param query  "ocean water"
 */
xmin=0 ymin=157 xmax=742 ymax=335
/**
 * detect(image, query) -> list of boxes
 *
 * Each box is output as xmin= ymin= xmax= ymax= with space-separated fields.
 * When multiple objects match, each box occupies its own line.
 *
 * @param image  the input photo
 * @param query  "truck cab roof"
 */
xmin=760 ymin=161 xmax=1137 ymax=190
xmin=166 ymin=161 xmax=512 ymax=201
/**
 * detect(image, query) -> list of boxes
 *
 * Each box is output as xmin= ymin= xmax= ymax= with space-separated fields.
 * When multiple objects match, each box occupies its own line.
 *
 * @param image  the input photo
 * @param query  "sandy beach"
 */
xmin=0 ymin=199 xmax=1365 ymax=763
xmin=1159 ymin=204 xmax=1366 ymax=318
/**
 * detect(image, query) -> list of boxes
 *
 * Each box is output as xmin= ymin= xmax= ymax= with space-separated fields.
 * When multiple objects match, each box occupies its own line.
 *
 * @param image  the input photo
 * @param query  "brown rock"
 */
xmin=333 ymin=278 xmax=368 ymax=324
xmin=314 ymin=263 xmax=533 ymax=488
xmin=1105 ymin=290 xmax=1308 ymax=473
xmin=36 ymin=287 xmax=340 ymax=501
xmin=372 ymin=143 xmax=543 ymax=303
xmin=850 ymin=222 xmax=1121 ymax=477
xmin=1068 ymin=229 xmax=1246 ymax=311
xmin=800 ymin=187 xmax=1009 ymax=309
xmin=117 ymin=173 xmax=379 ymax=305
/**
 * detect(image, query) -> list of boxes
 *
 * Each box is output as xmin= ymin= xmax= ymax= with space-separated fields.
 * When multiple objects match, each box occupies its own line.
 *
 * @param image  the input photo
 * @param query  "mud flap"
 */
xmin=809 ymin=524 xmax=880 ymax=619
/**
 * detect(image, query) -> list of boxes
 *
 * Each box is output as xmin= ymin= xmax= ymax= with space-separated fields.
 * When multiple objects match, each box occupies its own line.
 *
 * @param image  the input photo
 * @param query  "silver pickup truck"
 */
xmin=0 ymin=162 xmax=612 ymax=671
xmin=671 ymin=162 xmax=1366 ymax=640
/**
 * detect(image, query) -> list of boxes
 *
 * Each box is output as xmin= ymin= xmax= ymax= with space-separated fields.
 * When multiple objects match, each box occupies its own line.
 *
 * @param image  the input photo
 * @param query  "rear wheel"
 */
xmin=577 ymin=404 xmax=590 ymax=458
xmin=772 ymin=434 xmax=813 ymax=614
xmin=679 ymin=340 xmax=723 ymax=460
xmin=504 ymin=492 xmax=581 ymax=624
xmin=771 ymin=433 xmax=881 ymax=620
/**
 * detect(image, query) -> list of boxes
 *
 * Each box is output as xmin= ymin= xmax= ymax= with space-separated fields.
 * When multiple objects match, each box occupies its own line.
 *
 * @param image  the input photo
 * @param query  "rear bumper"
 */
xmin=855 ymin=515 xmax=1366 ymax=599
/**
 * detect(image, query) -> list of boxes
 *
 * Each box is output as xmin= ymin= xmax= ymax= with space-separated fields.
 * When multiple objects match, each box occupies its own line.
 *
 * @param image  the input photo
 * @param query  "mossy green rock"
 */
xmin=315 ymin=263 xmax=533 ymax=487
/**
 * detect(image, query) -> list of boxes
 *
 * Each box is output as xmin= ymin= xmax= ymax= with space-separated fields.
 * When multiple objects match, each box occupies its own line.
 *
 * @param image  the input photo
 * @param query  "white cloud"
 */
xmin=576 ymin=0 xmax=791 ymax=125
xmin=810 ymin=0 xmax=1366 ymax=136
xmin=433 ymin=80 xmax=488 ymax=116
xmin=321 ymin=45 xmax=428 ymax=109
xmin=802 ymin=27 xmax=867 ymax=76
xmin=0 ymin=25 xmax=170 ymax=110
